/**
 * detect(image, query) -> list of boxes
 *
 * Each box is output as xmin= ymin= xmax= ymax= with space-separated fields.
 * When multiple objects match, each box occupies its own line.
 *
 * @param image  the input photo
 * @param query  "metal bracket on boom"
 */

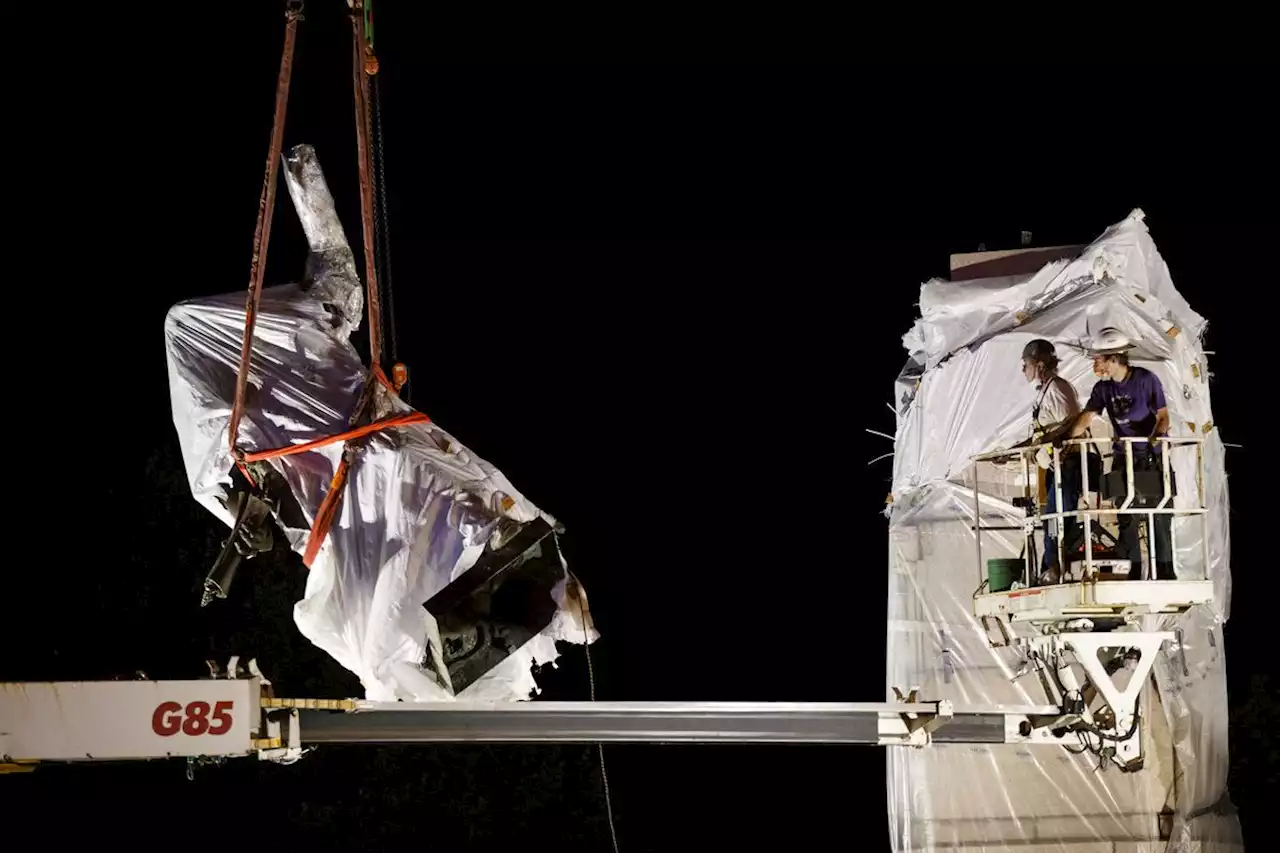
xmin=205 ymin=657 xmax=305 ymax=764
xmin=974 ymin=600 xmax=1183 ymax=771
xmin=887 ymin=687 xmax=954 ymax=747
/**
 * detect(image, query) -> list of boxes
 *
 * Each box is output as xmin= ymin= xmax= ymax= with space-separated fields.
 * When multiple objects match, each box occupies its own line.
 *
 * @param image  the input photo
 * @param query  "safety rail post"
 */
xmin=974 ymin=461 xmax=983 ymax=590
xmin=1071 ymin=441 xmax=1085 ymax=577
xmin=1080 ymin=438 xmax=1096 ymax=577
xmin=1051 ymin=446 xmax=1064 ymax=581
xmin=971 ymin=436 xmax=1207 ymax=590
xmin=1123 ymin=441 xmax=1137 ymax=506
xmin=1066 ymin=435 xmax=1205 ymax=582
xmin=1158 ymin=437 xmax=1174 ymax=576
xmin=1144 ymin=440 xmax=1156 ymax=580
xmin=1198 ymin=440 xmax=1210 ymax=579
xmin=1021 ymin=451 xmax=1033 ymax=586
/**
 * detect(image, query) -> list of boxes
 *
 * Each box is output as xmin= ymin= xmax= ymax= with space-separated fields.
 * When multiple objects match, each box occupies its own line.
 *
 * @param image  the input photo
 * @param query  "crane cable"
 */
xmin=372 ymin=72 xmax=401 ymax=391
xmin=348 ymin=2 xmax=383 ymax=372
xmin=362 ymin=0 xmax=404 ymax=396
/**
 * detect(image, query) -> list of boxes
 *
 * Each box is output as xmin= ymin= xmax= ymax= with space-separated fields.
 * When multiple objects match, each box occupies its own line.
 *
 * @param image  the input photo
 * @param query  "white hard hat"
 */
xmin=1089 ymin=327 xmax=1134 ymax=356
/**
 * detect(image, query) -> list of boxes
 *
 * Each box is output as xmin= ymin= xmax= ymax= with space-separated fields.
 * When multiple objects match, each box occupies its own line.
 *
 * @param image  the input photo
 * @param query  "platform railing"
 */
xmin=970 ymin=436 xmax=1208 ymax=591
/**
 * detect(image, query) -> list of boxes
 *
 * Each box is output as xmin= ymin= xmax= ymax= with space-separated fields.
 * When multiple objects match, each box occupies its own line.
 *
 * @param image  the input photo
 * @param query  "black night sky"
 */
xmin=2 ymin=7 xmax=1274 ymax=851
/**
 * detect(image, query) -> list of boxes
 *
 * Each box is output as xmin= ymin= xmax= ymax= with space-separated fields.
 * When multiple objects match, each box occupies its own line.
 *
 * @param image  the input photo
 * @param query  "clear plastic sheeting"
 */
xmin=886 ymin=211 xmax=1241 ymax=852
xmin=164 ymin=144 xmax=597 ymax=703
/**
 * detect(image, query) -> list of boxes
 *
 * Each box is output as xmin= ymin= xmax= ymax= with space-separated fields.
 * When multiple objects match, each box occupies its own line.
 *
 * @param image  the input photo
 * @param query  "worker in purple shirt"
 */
xmin=1060 ymin=328 xmax=1175 ymax=580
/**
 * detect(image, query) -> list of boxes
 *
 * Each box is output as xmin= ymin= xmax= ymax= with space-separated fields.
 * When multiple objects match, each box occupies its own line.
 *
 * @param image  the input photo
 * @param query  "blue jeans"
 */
xmin=1042 ymin=467 xmax=1082 ymax=575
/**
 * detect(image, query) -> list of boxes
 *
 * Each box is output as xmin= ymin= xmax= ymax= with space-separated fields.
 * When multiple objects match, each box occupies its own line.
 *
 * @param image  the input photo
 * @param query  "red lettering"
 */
xmin=208 ymin=700 xmax=234 ymax=735
xmin=152 ymin=701 xmax=183 ymax=736
xmin=182 ymin=700 xmax=211 ymax=735
xmin=152 ymin=700 xmax=234 ymax=737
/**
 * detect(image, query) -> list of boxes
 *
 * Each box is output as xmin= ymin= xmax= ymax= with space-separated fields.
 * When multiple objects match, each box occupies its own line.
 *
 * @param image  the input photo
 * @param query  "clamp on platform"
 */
xmin=973 ymin=579 xmax=1210 ymax=766
xmin=974 ymin=614 xmax=1180 ymax=770
xmin=974 ymin=579 xmax=1214 ymax=627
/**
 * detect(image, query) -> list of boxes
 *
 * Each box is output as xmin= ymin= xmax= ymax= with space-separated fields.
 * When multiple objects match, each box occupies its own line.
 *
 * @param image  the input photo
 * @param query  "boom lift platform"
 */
xmin=967 ymin=437 xmax=1214 ymax=770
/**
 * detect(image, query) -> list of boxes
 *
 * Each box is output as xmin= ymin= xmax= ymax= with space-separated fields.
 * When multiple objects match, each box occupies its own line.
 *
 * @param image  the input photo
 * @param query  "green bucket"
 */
xmin=986 ymin=558 xmax=1024 ymax=593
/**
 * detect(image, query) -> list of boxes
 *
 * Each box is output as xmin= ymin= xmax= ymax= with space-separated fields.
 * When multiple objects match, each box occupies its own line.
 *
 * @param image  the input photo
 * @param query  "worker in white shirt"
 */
xmin=1017 ymin=339 xmax=1082 ymax=583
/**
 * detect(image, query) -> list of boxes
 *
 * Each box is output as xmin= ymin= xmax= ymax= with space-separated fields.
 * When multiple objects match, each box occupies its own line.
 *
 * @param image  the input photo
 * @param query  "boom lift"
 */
xmin=0 ymin=658 xmax=1070 ymax=770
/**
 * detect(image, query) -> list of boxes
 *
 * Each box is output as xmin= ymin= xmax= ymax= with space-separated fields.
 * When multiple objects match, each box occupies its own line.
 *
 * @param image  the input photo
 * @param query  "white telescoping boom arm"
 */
xmin=0 ymin=675 xmax=1068 ymax=771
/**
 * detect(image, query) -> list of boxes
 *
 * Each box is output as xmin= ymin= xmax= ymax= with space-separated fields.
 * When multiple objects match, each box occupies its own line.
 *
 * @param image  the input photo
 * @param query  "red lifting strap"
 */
xmin=227 ymin=5 xmax=416 ymax=569
xmin=229 ymin=4 xmax=302 ymax=465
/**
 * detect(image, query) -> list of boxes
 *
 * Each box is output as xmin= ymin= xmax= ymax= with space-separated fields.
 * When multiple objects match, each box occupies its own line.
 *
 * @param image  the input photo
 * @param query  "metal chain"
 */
xmin=371 ymin=73 xmax=399 ymax=367
xmin=349 ymin=10 xmax=383 ymax=370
